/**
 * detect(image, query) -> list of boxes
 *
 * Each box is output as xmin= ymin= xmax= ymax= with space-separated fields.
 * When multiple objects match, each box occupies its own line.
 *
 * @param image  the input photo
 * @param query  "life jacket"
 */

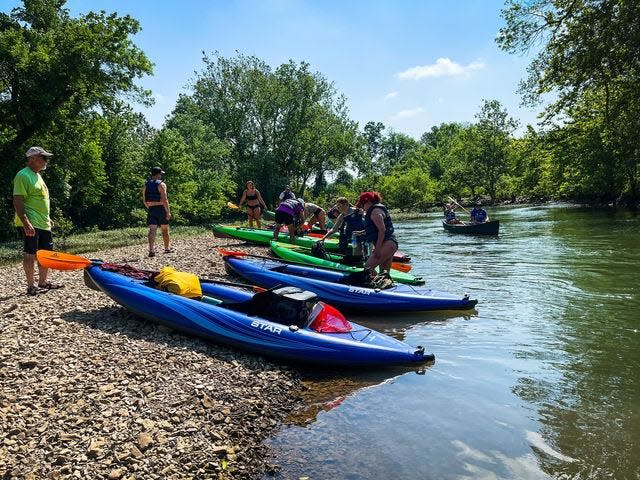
xmin=277 ymin=198 xmax=302 ymax=215
xmin=281 ymin=190 xmax=295 ymax=201
xmin=145 ymin=179 xmax=162 ymax=202
xmin=364 ymin=203 xmax=395 ymax=243
xmin=338 ymin=208 xmax=365 ymax=249
xmin=471 ymin=207 xmax=487 ymax=223
xmin=154 ymin=266 xmax=202 ymax=299
xmin=445 ymin=211 xmax=457 ymax=222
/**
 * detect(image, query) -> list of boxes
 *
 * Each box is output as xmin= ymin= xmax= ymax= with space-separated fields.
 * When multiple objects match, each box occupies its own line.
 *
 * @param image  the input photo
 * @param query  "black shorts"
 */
xmin=18 ymin=228 xmax=53 ymax=255
xmin=147 ymin=206 xmax=169 ymax=226
xmin=275 ymin=210 xmax=294 ymax=225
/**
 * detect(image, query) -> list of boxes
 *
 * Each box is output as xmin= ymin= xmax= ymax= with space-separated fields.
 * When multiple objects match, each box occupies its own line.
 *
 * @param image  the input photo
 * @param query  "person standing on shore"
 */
xmin=13 ymin=146 xmax=63 ymax=296
xmin=142 ymin=166 xmax=172 ymax=257
xmin=278 ymin=185 xmax=296 ymax=206
xmin=238 ymin=180 xmax=268 ymax=228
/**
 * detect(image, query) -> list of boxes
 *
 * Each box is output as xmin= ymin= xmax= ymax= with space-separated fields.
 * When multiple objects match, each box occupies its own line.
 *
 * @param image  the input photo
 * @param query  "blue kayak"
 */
xmin=84 ymin=265 xmax=433 ymax=366
xmin=222 ymin=255 xmax=478 ymax=312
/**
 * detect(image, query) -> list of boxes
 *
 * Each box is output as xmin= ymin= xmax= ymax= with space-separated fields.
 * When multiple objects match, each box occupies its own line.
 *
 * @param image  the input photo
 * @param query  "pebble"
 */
xmin=0 ymin=234 xmax=301 ymax=478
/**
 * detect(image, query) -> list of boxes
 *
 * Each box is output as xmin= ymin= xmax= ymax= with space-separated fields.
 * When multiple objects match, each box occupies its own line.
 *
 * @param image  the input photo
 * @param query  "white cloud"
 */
xmin=153 ymin=93 xmax=166 ymax=103
xmin=384 ymin=91 xmax=399 ymax=100
xmin=390 ymin=107 xmax=424 ymax=120
xmin=397 ymin=58 xmax=485 ymax=80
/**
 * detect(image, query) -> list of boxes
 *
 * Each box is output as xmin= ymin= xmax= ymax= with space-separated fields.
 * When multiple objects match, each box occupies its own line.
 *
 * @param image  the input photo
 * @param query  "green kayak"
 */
xmin=212 ymin=223 xmax=342 ymax=251
xmin=263 ymin=210 xmax=276 ymax=221
xmin=270 ymin=241 xmax=425 ymax=285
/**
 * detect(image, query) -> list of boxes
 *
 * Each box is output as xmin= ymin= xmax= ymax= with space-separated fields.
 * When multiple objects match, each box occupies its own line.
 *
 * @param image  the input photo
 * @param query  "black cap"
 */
xmin=151 ymin=166 xmax=165 ymax=175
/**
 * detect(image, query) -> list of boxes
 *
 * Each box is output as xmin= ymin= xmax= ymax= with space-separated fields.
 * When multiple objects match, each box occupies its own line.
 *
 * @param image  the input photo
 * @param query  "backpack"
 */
xmin=310 ymin=241 xmax=330 ymax=260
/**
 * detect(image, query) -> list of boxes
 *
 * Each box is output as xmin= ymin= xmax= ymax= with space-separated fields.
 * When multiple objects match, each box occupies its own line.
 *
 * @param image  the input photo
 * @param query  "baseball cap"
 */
xmin=355 ymin=192 xmax=375 ymax=208
xmin=26 ymin=146 xmax=53 ymax=158
xmin=151 ymin=166 xmax=165 ymax=175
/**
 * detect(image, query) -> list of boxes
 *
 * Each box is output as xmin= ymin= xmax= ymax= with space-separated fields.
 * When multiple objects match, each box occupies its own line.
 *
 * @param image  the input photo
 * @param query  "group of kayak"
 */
xmin=37 ymin=193 xmax=483 ymax=369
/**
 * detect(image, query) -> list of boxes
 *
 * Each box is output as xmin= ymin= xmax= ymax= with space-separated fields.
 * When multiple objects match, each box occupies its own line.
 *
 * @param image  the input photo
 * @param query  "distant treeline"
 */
xmin=1 ymin=0 xmax=638 ymax=240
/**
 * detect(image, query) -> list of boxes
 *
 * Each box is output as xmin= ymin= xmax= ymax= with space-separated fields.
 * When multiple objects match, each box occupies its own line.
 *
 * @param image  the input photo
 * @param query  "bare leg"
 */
xmin=318 ymin=212 xmax=326 ymax=230
xmin=287 ymin=224 xmax=296 ymax=244
xmin=247 ymin=210 xmax=254 ymax=228
xmin=273 ymin=223 xmax=281 ymax=240
xmin=161 ymin=225 xmax=170 ymax=250
xmin=365 ymin=240 xmax=398 ymax=273
xmin=23 ymin=253 xmax=36 ymax=288
xmin=148 ymin=225 xmax=158 ymax=253
xmin=37 ymin=262 xmax=49 ymax=286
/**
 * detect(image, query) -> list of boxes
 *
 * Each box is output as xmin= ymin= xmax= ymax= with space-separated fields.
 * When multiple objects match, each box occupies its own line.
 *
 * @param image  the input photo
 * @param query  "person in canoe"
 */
xmin=355 ymin=191 xmax=398 ymax=278
xmin=319 ymin=197 xmax=365 ymax=258
xmin=300 ymin=199 xmax=327 ymax=230
xmin=443 ymin=202 xmax=462 ymax=224
xmin=470 ymin=200 xmax=489 ymax=224
xmin=273 ymin=198 xmax=306 ymax=243
xmin=238 ymin=180 xmax=268 ymax=228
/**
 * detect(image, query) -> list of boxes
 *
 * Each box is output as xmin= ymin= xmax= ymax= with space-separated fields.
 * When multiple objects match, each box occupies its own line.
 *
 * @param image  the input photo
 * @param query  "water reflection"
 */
xmin=264 ymin=206 xmax=640 ymax=480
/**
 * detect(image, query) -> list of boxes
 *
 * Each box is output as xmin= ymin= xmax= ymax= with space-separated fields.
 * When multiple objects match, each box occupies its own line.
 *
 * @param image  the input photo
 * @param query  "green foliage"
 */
xmin=498 ymin=0 xmax=640 ymax=204
xmin=0 ymin=0 xmax=153 ymax=239
xmin=175 ymin=53 xmax=360 ymax=206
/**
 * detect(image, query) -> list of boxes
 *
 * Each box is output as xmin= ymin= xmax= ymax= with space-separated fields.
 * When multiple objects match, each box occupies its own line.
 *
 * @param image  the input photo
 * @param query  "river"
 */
xmin=263 ymin=205 xmax=640 ymax=479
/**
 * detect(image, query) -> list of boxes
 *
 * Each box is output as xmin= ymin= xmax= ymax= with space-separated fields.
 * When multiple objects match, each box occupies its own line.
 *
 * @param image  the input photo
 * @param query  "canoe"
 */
xmin=84 ymin=265 xmax=434 ymax=366
xmin=442 ymin=220 xmax=499 ymax=235
xmin=222 ymin=254 xmax=477 ymax=312
xmin=212 ymin=223 xmax=412 ymax=263
xmin=270 ymin=240 xmax=424 ymax=285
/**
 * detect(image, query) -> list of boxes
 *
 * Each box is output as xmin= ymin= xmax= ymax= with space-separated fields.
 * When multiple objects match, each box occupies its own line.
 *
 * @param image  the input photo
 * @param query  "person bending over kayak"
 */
xmin=470 ymin=201 xmax=489 ymax=224
xmin=300 ymin=200 xmax=327 ymax=230
xmin=320 ymin=197 xmax=365 ymax=256
xmin=238 ymin=180 xmax=268 ymax=228
xmin=273 ymin=198 xmax=305 ymax=243
xmin=355 ymin=191 xmax=398 ymax=277
xmin=444 ymin=203 xmax=462 ymax=224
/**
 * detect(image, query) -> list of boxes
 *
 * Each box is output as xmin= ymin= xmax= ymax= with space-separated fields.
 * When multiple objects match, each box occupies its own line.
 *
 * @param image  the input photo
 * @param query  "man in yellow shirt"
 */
xmin=13 ymin=146 xmax=63 ymax=295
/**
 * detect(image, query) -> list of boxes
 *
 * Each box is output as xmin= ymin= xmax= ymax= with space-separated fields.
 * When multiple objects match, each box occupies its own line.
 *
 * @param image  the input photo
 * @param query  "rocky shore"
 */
xmin=0 ymin=234 xmax=302 ymax=479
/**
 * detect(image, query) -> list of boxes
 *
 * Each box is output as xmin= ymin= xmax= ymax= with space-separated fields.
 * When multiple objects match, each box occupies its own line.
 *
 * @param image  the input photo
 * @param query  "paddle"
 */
xmin=37 ymin=250 xmax=266 ymax=292
xmin=37 ymin=250 xmax=97 ymax=270
xmin=448 ymin=196 xmax=470 ymax=214
xmin=227 ymin=201 xmax=240 ymax=210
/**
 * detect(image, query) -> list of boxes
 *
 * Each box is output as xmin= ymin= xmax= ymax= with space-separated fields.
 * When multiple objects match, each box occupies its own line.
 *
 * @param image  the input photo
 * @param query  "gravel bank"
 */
xmin=0 ymin=234 xmax=302 ymax=479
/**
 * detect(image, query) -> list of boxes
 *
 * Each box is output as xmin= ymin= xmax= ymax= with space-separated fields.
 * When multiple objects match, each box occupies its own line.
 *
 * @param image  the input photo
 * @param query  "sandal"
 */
xmin=163 ymin=248 xmax=174 ymax=254
xmin=26 ymin=286 xmax=39 ymax=296
xmin=148 ymin=251 xmax=156 ymax=257
xmin=38 ymin=282 xmax=64 ymax=290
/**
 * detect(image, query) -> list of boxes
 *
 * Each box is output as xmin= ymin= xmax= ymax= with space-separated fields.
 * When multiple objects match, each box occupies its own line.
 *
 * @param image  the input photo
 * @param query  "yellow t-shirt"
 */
xmin=13 ymin=167 xmax=51 ymax=230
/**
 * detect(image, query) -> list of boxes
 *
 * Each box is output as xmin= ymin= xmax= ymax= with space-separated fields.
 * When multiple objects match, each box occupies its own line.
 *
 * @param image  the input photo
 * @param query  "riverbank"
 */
xmin=0 ymin=226 xmax=211 ymax=266
xmin=0 ymin=234 xmax=302 ymax=479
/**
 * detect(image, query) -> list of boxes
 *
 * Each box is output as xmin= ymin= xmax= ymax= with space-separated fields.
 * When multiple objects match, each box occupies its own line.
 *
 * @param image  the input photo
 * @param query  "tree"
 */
xmin=174 ymin=53 xmax=359 ymax=205
xmin=497 ymin=0 xmax=640 ymax=205
xmin=472 ymin=100 xmax=519 ymax=201
xmin=0 ymin=0 xmax=153 ymax=235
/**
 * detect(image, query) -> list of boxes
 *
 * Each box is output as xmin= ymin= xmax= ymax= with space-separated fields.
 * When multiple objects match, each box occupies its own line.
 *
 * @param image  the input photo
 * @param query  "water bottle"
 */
xmin=351 ymin=233 xmax=358 ymax=254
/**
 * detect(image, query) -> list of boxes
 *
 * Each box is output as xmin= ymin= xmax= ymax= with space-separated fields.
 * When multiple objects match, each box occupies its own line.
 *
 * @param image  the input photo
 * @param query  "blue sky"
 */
xmin=7 ymin=0 xmax=540 ymax=138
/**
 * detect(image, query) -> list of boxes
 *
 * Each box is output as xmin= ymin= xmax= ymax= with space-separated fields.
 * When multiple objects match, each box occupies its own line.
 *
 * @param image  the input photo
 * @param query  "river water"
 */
xmin=264 ymin=205 xmax=640 ymax=480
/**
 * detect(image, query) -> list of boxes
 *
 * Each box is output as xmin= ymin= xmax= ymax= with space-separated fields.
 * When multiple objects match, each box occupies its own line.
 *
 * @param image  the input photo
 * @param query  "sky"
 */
xmin=5 ymin=0 xmax=541 ymax=138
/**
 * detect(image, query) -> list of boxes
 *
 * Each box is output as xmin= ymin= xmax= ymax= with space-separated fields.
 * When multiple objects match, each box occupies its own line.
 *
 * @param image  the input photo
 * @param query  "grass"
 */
xmin=0 ymin=225 xmax=209 ymax=266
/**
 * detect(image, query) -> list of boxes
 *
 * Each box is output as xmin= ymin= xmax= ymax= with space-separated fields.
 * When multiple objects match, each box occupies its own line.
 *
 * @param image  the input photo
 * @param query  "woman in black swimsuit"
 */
xmin=238 ymin=180 xmax=268 ymax=228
